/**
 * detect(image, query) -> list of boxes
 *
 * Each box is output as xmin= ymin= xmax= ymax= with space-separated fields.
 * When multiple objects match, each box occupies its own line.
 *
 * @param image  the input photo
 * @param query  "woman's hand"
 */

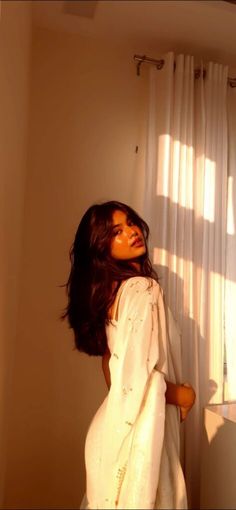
xmin=179 ymin=383 xmax=196 ymax=422
xmin=165 ymin=380 xmax=196 ymax=422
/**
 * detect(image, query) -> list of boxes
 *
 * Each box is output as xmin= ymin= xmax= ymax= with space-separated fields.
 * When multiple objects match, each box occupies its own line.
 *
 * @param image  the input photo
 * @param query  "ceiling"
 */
xmin=32 ymin=0 xmax=236 ymax=67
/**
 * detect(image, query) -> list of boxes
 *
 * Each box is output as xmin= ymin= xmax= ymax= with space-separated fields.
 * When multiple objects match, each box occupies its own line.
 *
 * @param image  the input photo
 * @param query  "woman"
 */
xmin=62 ymin=200 xmax=195 ymax=509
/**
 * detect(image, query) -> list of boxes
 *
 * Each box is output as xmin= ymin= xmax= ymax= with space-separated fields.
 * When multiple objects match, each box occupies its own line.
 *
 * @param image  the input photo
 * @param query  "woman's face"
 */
xmin=110 ymin=210 xmax=146 ymax=261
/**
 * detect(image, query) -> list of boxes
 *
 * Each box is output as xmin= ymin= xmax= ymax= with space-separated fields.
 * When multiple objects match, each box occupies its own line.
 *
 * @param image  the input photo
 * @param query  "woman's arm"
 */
xmin=102 ymin=350 xmax=195 ymax=421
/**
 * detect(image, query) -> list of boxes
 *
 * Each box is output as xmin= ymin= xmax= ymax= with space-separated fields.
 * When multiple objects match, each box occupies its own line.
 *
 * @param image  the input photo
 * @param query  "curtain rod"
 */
xmin=134 ymin=54 xmax=236 ymax=88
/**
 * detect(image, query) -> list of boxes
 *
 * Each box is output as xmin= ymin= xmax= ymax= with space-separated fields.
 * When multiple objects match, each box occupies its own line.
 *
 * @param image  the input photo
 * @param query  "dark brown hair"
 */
xmin=61 ymin=201 xmax=158 ymax=356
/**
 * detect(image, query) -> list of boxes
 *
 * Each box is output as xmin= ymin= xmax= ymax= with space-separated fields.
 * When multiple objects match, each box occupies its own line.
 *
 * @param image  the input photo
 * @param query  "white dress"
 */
xmin=81 ymin=277 xmax=187 ymax=509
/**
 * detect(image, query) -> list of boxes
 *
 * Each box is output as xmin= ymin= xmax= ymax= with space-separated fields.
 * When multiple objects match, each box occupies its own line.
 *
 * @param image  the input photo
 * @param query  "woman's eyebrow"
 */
xmin=112 ymin=216 xmax=134 ymax=229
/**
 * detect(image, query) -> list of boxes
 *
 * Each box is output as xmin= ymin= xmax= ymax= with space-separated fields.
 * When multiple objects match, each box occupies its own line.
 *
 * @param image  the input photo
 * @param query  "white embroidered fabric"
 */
xmin=81 ymin=277 xmax=187 ymax=509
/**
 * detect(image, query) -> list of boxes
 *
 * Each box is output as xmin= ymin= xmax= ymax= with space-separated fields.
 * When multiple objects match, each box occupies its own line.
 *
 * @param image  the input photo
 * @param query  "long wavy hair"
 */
xmin=61 ymin=201 xmax=158 ymax=356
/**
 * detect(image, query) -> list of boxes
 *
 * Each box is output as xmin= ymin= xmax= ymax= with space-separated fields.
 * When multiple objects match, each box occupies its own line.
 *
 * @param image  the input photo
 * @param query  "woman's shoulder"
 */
xmin=120 ymin=276 xmax=162 ymax=298
xmin=116 ymin=277 xmax=162 ymax=321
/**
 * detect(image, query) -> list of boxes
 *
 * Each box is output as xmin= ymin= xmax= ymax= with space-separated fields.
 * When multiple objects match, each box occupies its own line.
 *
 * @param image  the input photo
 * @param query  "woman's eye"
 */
xmin=113 ymin=229 xmax=122 ymax=236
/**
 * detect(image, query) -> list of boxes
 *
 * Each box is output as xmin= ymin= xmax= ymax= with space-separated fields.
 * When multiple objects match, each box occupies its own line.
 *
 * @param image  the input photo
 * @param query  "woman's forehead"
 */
xmin=112 ymin=209 xmax=128 ymax=225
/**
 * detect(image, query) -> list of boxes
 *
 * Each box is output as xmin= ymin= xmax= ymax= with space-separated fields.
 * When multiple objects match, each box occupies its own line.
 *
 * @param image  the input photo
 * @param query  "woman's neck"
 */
xmin=131 ymin=261 xmax=141 ymax=271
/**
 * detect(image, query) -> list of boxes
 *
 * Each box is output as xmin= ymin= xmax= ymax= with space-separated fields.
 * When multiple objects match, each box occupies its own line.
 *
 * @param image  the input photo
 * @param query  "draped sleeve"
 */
xmin=98 ymin=277 xmax=168 ymax=509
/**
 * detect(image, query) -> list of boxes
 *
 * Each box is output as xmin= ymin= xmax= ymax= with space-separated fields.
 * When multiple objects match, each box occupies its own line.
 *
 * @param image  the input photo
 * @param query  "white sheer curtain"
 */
xmin=144 ymin=51 xmax=234 ymax=508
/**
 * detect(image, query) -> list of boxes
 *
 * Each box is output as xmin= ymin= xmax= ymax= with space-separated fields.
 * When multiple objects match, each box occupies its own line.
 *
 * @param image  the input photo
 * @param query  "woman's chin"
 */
xmin=132 ymin=246 xmax=146 ymax=256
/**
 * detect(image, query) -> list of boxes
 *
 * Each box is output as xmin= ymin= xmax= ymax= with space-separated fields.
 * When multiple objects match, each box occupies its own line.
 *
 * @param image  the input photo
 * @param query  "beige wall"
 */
xmin=201 ymin=406 xmax=236 ymax=509
xmin=0 ymin=1 xmax=32 ymax=506
xmin=3 ymin=27 xmax=149 ymax=509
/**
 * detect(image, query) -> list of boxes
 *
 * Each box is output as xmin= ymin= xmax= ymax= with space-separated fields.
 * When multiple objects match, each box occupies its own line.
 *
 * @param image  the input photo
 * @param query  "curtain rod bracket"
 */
xmin=134 ymin=54 xmax=165 ymax=75
xmin=136 ymin=55 xmax=146 ymax=76
xmin=156 ymin=59 xmax=165 ymax=70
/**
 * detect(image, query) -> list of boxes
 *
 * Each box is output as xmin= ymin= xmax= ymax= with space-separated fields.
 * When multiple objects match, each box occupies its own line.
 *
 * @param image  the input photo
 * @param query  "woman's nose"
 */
xmin=126 ymin=226 xmax=137 ymax=237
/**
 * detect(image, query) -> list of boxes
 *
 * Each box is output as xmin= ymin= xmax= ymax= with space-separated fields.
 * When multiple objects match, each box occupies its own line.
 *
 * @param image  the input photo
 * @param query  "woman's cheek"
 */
xmin=114 ymin=237 xmax=123 ymax=245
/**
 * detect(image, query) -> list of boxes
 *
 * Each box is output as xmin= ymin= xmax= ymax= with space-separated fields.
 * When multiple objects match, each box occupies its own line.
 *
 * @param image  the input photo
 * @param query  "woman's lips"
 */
xmin=132 ymin=238 xmax=144 ymax=247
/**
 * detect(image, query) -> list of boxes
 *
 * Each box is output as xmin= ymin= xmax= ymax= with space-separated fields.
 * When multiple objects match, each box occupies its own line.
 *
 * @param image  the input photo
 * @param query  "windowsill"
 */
xmin=206 ymin=403 xmax=236 ymax=424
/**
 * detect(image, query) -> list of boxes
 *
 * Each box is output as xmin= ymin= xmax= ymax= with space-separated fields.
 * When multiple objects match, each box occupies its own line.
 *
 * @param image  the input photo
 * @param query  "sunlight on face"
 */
xmin=110 ymin=210 xmax=146 ymax=260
